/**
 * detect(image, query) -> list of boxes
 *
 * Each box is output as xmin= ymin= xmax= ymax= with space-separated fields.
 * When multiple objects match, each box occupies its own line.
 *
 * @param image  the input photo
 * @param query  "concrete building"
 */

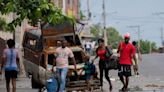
xmin=51 ymin=0 xmax=80 ymax=19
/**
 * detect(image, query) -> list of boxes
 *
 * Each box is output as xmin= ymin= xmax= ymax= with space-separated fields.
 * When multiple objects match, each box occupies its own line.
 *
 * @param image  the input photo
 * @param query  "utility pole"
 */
xmin=87 ymin=0 xmax=91 ymax=20
xmin=137 ymin=25 xmax=141 ymax=48
xmin=161 ymin=27 xmax=164 ymax=46
xmin=127 ymin=25 xmax=141 ymax=47
xmin=102 ymin=0 xmax=107 ymax=45
xmin=149 ymin=42 xmax=152 ymax=53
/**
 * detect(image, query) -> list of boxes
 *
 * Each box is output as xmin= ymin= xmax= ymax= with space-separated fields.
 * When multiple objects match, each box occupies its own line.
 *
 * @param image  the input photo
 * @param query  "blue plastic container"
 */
xmin=46 ymin=77 xmax=58 ymax=92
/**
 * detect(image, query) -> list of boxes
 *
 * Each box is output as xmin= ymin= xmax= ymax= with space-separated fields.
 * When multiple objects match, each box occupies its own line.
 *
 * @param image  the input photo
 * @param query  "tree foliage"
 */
xmin=0 ymin=0 xmax=73 ymax=31
xmin=106 ymin=27 xmax=123 ymax=48
xmin=79 ymin=10 xmax=86 ymax=20
xmin=90 ymin=24 xmax=102 ymax=37
xmin=90 ymin=24 xmax=158 ymax=51
xmin=0 ymin=17 xmax=6 ymax=30
xmin=140 ymin=40 xmax=157 ymax=54
xmin=0 ymin=17 xmax=13 ymax=31
xmin=90 ymin=24 xmax=123 ymax=48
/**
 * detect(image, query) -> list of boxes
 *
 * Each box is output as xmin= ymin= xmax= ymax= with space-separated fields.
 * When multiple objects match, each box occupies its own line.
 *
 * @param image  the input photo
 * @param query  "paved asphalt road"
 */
xmin=103 ymin=53 xmax=164 ymax=92
xmin=0 ymin=53 xmax=164 ymax=92
xmin=140 ymin=53 xmax=164 ymax=77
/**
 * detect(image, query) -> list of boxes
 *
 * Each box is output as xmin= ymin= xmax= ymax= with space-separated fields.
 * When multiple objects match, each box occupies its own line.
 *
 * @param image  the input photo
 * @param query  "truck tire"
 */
xmin=31 ymin=76 xmax=41 ymax=89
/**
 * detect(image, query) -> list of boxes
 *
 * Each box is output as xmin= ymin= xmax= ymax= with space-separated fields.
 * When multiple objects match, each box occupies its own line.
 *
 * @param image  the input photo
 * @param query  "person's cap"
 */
xmin=124 ymin=33 xmax=130 ymax=39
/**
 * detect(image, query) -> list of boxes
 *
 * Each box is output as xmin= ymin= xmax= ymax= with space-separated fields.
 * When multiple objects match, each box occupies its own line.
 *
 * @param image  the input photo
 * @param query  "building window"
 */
xmin=58 ymin=0 xmax=63 ymax=9
xmin=68 ymin=0 xmax=70 ymax=4
xmin=68 ymin=0 xmax=73 ymax=9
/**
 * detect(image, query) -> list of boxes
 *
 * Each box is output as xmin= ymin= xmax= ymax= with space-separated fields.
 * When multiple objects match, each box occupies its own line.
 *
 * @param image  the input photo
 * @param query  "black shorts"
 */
xmin=5 ymin=70 xmax=18 ymax=79
xmin=118 ymin=64 xmax=131 ymax=77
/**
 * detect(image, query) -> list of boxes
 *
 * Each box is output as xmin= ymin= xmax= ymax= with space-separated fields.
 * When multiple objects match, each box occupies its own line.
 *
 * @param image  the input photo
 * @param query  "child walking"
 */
xmin=80 ymin=55 xmax=96 ymax=91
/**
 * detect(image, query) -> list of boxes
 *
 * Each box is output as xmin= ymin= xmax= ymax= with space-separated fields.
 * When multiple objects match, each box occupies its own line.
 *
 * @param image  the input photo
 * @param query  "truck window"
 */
xmin=26 ymin=38 xmax=37 ymax=50
xmin=40 ymin=54 xmax=55 ymax=69
xmin=29 ymin=39 xmax=37 ymax=46
xmin=48 ymin=54 xmax=55 ymax=65
xmin=69 ymin=51 xmax=84 ymax=65
xmin=23 ymin=32 xmax=42 ymax=51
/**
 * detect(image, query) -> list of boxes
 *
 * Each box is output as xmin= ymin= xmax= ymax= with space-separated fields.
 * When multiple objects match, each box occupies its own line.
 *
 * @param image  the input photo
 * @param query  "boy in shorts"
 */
xmin=80 ymin=55 xmax=96 ymax=91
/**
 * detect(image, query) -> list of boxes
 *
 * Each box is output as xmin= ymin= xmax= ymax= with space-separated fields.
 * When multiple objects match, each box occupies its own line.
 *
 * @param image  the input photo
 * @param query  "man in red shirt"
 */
xmin=117 ymin=33 xmax=138 ymax=91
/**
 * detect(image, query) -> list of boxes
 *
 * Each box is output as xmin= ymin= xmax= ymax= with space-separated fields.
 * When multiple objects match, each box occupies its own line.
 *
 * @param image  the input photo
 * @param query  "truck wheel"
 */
xmin=31 ymin=76 xmax=41 ymax=88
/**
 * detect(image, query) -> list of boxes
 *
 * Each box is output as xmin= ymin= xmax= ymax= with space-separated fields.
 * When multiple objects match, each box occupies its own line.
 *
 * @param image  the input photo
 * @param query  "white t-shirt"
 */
xmin=85 ymin=42 xmax=91 ymax=49
xmin=55 ymin=47 xmax=74 ymax=68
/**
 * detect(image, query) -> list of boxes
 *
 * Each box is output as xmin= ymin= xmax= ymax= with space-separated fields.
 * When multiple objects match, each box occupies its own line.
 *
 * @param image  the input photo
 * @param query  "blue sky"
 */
xmin=80 ymin=0 xmax=164 ymax=47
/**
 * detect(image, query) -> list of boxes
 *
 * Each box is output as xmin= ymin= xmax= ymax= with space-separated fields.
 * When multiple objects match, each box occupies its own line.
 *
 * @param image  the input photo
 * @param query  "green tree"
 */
xmin=0 ymin=17 xmax=6 ymax=30
xmin=0 ymin=0 xmax=73 ymax=31
xmin=90 ymin=25 xmax=123 ymax=48
xmin=79 ymin=10 xmax=86 ymax=20
xmin=78 ymin=1 xmax=85 ymax=20
xmin=106 ymin=27 xmax=123 ymax=48
xmin=90 ymin=24 xmax=103 ymax=37
xmin=0 ymin=17 xmax=13 ymax=31
xmin=140 ymin=40 xmax=157 ymax=54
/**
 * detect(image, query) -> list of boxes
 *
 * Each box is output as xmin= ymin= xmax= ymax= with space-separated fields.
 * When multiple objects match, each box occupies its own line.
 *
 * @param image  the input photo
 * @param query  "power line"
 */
xmin=127 ymin=25 xmax=141 ymax=47
xmin=110 ymin=18 xmax=164 ymax=23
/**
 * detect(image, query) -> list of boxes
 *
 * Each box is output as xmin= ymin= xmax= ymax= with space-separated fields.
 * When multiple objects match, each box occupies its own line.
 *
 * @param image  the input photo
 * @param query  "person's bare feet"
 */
xmin=100 ymin=86 xmax=103 ymax=92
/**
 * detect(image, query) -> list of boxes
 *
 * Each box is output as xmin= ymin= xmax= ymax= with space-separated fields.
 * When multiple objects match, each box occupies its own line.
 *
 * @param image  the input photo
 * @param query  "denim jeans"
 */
xmin=56 ymin=67 xmax=68 ymax=92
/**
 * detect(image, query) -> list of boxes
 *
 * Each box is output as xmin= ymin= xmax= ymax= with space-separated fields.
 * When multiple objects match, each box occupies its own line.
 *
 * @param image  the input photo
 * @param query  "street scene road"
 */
xmin=1 ymin=0 xmax=164 ymax=92
xmin=0 ymin=53 xmax=164 ymax=92
xmin=102 ymin=53 xmax=164 ymax=92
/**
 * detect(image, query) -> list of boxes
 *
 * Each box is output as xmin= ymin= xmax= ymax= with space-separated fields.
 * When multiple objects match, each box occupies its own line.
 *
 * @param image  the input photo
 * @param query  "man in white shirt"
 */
xmin=52 ymin=40 xmax=76 ymax=92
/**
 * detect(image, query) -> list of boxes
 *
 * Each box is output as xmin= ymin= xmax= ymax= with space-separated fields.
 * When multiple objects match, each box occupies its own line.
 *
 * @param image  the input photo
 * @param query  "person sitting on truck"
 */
xmin=52 ymin=39 xmax=77 ymax=92
xmin=1 ymin=39 xmax=20 ymax=92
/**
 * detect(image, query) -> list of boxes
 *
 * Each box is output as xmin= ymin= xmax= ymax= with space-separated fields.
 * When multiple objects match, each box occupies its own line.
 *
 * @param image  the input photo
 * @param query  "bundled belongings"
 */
xmin=105 ymin=47 xmax=119 ymax=70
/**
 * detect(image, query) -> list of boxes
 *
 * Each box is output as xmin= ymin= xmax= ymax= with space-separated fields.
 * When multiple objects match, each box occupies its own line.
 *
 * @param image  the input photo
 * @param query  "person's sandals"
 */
xmin=136 ymin=72 xmax=139 ymax=75
xmin=109 ymin=85 xmax=113 ymax=91
xmin=120 ymin=86 xmax=126 ymax=91
xmin=120 ymin=86 xmax=130 ymax=92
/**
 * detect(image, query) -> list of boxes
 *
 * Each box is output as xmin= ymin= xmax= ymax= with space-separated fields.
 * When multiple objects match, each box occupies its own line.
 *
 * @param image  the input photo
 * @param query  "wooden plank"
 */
xmin=66 ymin=86 xmax=100 ymax=91
xmin=42 ymin=27 xmax=74 ymax=36
xmin=66 ymin=80 xmax=100 ymax=87
xmin=67 ymin=80 xmax=100 ymax=84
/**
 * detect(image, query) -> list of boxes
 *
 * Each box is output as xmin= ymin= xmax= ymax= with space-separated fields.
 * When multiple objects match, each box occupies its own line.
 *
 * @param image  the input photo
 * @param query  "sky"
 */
xmin=80 ymin=0 xmax=164 ymax=47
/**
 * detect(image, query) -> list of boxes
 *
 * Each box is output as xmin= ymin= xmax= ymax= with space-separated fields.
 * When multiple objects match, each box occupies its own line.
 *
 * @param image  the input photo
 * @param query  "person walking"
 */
xmin=117 ymin=33 xmax=138 ymax=91
xmin=132 ymin=41 xmax=142 ymax=75
xmin=92 ymin=38 xmax=113 ymax=91
xmin=1 ymin=39 xmax=20 ymax=92
xmin=85 ymin=41 xmax=92 ymax=55
xmin=79 ymin=55 xmax=95 ymax=91
xmin=52 ymin=40 xmax=76 ymax=92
